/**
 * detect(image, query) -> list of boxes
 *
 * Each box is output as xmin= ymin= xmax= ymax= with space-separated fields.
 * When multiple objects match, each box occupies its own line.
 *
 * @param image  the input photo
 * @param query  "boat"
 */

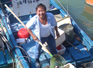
xmin=86 ymin=0 xmax=93 ymax=6
xmin=0 ymin=0 xmax=93 ymax=68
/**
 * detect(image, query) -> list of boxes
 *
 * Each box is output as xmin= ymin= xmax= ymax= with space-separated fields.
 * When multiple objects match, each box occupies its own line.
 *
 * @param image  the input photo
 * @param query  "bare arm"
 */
xmin=25 ymin=27 xmax=38 ymax=40
xmin=55 ymin=26 xmax=60 ymax=38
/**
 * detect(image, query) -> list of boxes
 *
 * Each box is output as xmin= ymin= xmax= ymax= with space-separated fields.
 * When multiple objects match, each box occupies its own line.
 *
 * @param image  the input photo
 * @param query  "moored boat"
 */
xmin=0 ymin=0 xmax=93 ymax=68
xmin=86 ymin=0 xmax=93 ymax=6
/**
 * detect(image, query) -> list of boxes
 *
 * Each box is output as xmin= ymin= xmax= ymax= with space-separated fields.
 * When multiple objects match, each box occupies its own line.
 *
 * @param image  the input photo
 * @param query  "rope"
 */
xmin=67 ymin=0 xmax=69 ymax=15
xmin=0 ymin=33 xmax=12 ymax=52
xmin=0 ymin=33 xmax=32 ymax=67
xmin=0 ymin=32 xmax=32 ymax=67
xmin=11 ymin=46 xmax=32 ymax=63
xmin=56 ymin=0 xmax=69 ymax=16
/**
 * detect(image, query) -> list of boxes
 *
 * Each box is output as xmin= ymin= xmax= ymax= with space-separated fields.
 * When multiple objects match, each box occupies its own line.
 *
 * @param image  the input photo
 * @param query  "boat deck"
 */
xmin=6 ymin=9 xmax=92 ymax=67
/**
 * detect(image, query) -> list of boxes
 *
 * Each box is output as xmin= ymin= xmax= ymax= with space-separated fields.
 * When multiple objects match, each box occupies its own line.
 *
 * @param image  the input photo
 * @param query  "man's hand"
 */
xmin=56 ymin=32 xmax=60 ymax=38
xmin=32 ymin=34 xmax=38 ymax=41
xmin=55 ymin=26 xmax=60 ymax=38
xmin=25 ymin=28 xmax=38 ymax=41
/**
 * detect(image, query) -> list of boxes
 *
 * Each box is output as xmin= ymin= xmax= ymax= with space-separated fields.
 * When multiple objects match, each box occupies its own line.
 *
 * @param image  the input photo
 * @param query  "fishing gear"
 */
xmin=0 ymin=33 xmax=12 ymax=52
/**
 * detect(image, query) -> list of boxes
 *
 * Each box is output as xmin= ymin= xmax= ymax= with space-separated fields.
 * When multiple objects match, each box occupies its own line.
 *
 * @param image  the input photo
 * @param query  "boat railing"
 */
xmin=0 ymin=8 xmax=32 ymax=68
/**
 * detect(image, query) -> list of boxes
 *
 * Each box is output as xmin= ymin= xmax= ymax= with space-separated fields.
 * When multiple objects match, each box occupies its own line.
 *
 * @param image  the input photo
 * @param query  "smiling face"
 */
xmin=36 ymin=7 xmax=46 ymax=19
xmin=36 ymin=4 xmax=46 ymax=19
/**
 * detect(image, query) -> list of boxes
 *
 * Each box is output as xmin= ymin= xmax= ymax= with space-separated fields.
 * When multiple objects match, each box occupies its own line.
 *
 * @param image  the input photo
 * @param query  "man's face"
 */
xmin=36 ymin=7 xmax=46 ymax=19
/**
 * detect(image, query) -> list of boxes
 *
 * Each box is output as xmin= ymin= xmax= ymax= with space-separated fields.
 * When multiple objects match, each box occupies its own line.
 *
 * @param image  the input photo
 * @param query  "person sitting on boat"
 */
xmin=26 ymin=3 xmax=60 ymax=68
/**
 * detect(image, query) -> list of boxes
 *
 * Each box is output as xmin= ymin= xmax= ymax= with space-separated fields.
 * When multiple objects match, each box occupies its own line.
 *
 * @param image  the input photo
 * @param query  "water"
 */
xmin=54 ymin=0 xmax=93 ymax=40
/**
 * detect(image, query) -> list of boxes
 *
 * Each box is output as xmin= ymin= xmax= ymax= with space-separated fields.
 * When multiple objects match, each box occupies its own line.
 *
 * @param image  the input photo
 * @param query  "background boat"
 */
xmin=86 ymin=0 xmax=93 ymax=6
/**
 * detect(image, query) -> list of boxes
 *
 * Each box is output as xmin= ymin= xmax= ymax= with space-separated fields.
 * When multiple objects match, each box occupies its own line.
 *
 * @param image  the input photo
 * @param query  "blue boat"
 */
xmin=0 ymin=0 xmax=93 ymax=68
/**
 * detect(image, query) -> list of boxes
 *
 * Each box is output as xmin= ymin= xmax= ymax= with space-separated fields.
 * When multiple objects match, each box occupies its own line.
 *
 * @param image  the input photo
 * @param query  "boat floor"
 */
xmin=8 ymin=11 xmax=92 ymax=68
xmin=0 ymin=31 xmax=92 ymax=68
xmin=9 ymin=17 xmax=92 ymax=68
xmin=20 ymin=37 xmax=91 ymax=68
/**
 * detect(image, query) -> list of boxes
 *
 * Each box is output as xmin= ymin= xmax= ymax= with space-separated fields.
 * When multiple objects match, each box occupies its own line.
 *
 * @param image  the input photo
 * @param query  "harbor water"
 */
xmin=54 ymin=0 xmax=93 ymax=40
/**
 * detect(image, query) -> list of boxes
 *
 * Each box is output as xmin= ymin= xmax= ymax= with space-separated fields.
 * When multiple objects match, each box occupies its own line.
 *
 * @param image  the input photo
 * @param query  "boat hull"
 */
xmin=86 ymin=0 xmax=93 ymax=6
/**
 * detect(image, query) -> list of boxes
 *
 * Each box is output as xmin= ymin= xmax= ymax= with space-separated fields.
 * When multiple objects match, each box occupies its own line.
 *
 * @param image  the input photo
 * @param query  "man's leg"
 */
xmin=35 ymin=37 xmax=48 ymax=68
xmin=35 ymin=42 xmax=42 ymax=68
xmin=47 ymin=35 xmax=57 ymax=55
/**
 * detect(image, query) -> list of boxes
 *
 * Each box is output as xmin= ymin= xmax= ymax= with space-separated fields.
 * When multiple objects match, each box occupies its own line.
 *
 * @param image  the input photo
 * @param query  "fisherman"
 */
xmin=26 ymin=3 xmax=60 ymax=68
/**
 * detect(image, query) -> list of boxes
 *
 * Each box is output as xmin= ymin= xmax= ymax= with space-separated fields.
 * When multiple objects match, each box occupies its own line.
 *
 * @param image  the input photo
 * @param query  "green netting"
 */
xmin=50 ymin=54 xmax=66 ymax=68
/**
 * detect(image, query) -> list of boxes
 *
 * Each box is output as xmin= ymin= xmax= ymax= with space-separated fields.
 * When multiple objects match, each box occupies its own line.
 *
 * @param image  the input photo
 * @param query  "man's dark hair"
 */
xmin=36 ymin=3 xmax=46 ymax=11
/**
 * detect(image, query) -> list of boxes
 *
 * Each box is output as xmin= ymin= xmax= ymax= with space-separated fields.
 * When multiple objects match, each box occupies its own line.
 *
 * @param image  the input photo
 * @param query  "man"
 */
xmin=26 ymin=3 xmax=59 ymax=68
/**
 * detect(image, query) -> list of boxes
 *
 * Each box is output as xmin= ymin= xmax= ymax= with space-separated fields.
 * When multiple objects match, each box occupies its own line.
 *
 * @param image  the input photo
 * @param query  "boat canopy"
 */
xmin=12 ymin=0 xmax=50 ymax=16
